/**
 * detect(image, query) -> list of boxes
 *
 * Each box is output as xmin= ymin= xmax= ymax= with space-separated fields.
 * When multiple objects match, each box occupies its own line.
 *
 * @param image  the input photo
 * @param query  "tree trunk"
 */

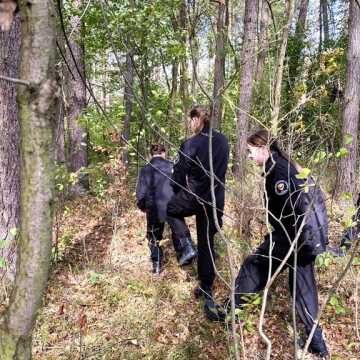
xmin=234 ymin=0 xmax=258 ymax=180
xmin=256 ymin=0 xmax=270 ymax=82
xmin=179 ymin=0 xmax=190 ymax=134
xmin=0 ymin=13 xmax=21 ymax=281
xmin=66 ymin=0 xmax=88 ymax=194
xmin=320 ymin=0 xmax=329 ymax=46
xmin=121 ymin=50 xmax=134 ymax=167
xmin=168 ymin=60 xmax=178 ymax=120
xmin=211 ymin=0 xmax=228 ymax=129
xmin=336 ymin=0 xmax=360 ymax=200
xmin=270 ymin=0 xmax=296 ymax=135
xmin=0 ymin=0 xmax=58 ymax=358
xmin=288 ymin=0 xmax=309 ymax=85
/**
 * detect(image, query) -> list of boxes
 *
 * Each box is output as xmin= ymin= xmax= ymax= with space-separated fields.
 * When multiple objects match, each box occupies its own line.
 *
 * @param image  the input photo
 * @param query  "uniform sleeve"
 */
xmin=172 ymin=141 xmax=194 ymax=193
xmin=136 ymin=167 xmax=148 ymax=211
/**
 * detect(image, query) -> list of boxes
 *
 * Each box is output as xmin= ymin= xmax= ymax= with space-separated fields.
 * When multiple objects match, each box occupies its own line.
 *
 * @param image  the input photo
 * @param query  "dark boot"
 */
xmin=152 ymin=259 xmax=162 ymax=275
xmin=303 ymin=327 xmax=329 ymax=359
xmin=204 ymin=298 xmax=226 ymax=322
xmin=194 ymin=284 xmax=213 ymax=300
xmin=178 ymin=237 xmax=197 ymax=266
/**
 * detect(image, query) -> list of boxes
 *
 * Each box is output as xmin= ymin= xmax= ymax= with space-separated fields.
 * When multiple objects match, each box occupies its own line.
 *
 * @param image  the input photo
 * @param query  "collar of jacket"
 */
xmin=262 ymin=150 xmax=279 ymax=177
xmin=200 ymin=124 xmax=216 ymax=137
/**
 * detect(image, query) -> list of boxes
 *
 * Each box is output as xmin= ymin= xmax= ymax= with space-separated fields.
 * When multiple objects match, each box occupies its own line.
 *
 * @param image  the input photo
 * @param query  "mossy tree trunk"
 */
xmin=0 ymin=0 xmax=58 ymax=358
xmin=0 ymin=13 xmax=21 ymax=281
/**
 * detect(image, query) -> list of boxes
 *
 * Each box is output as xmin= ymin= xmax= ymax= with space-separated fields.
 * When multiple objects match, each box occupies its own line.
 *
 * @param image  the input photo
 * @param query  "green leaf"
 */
xmin=10 ymin=227 xmax=17 ymax=237
xmin=0 ymin=240 xmax=6 ymax=249
xmin=344 ymin=134 xmax=353 ymax=145
xmin=329 ymin=295 xmax=339 ymax=306
xmin=336 ymin=147 xmax=349 ymax=158
xmin=352 ymin=257 xmax=360 ymax=266
xmin=295 ymin=167 xmax=311 ymax=179
xmin=340 ymin=192 xmax=353 ymax=201
xmin=0 ymin=257 xmax=5 ymax=268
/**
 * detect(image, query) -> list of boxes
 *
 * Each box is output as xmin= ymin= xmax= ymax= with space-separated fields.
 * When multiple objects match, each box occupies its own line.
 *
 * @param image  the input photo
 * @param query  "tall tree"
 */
xmin=234 ymin=0 xmax=258 ymax=179
xmin=121 ymin=49 xmax=134 ymax=167
xmin=179 ymin=0 xmax=190 ymax=132
xmin=66 ymin=0 xmax=88 ymax=194
xmin=0 ymin=13 xmax=21 ymax=281
xmin=336 ymin=0 xmax=360 ymax=200
xmin=288 ymin=0 xmax=309 ymax=85
xmin=0 ymin=0 xmax=58 ymax=357
xmin=320 ymin=0 xmax=330 ymax=48
xmin=270 ymin=0 xmax=296 ymax=134
xmin=211 ymin=0 xmax=228 ymax=129
xmin=256 ymin=0 xmax=270 ymax=82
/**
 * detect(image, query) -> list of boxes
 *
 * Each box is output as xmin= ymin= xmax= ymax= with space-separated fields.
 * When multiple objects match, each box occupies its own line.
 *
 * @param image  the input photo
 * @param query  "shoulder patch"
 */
xmin=274 ymin=180 xmax=289 ymax=195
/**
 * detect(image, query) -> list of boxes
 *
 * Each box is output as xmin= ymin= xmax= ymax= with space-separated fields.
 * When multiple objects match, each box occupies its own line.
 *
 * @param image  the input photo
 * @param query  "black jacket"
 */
xmin=136 ymin=157 xmax=174 ymax=222
xmin=172 ymin=125 xmax=229 ymax=210
xmin=264 ymin=151 xmax=328 ymax=257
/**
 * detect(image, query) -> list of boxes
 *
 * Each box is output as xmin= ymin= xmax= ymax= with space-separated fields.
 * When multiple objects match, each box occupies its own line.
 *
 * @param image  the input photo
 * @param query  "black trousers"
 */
xmin=235 ymin=232 xmax=320 ymax=332
xmin=167 ymin=190 xmax=222 ymax=288
xmin=146 ymin=212 xmax=165 ymax=262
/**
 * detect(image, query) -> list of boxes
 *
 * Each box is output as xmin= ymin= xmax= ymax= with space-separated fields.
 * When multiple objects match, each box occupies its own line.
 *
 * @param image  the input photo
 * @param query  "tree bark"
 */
xmin=0 ymin=0 xmax=58 ymax=358
xmin=211 ymin=0 xmax=228 ymax=129
xmin=320 ymin=0 xmax=329 ymax=46
xmin=336 ymin=0 xmax=360 ymax=200
xmin=288 ymin=0 xmax=309 ymax=84
xmin=179 ymin=0 xmax=190 ymax=133
xmin=256 ymin=0 xmax=270 ymax=82
xmin=121 ymin=50 xmax=134 ymax=167
xmin=0 ymin=13 xmax=21 ymax=281
xmin=270 ymin=0 xmax=296 ymax=135
xmin=66 ymin=0 xmax=88 ymax=194
xmin=234 ymin=0 xmax=258 ymax=180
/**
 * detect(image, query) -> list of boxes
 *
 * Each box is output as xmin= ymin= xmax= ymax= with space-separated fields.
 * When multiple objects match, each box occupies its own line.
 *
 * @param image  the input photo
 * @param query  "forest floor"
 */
xmin=32 ymin=194 xmax=360 ymax=360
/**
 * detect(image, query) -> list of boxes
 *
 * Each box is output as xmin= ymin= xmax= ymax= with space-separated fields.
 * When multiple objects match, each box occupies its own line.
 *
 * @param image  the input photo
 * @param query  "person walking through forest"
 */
xmin=136 ymin=144 xmax=194 ymax=275
xmin=167 ymin=105 xmax=229 ymax=301
xmin=206 ymin=130 xmax=329 ymax=358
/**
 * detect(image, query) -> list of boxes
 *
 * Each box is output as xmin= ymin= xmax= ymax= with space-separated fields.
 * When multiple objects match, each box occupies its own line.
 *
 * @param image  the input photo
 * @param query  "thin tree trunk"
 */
xmin=168 ymin=60 xmax=178 ymax=120
xmin=211 ymin=0 xmax=228 ymax=129
xmin=0 ymin=0 xmax=58 ymax=357
xmin=66 ymin=0 xmax=88 ymax=194
xmin=270 ymin=0 xmax=296 ymax=135
xmin=288 ymin=0 xmax=309 ymax=84
xmin=179 ymin=0 xmax=190 ymax=133
xmin=256 ymin=0 xmax=270 ymax=82
xmin=336 ymin=0 xmax=360 ymax=200
xmin=121 ymin=50 xmax=134 ymax=167
xmin=234 ymin=0 xmax=258 ymax=180
xmin=0 ymin=13 xmax=21 ymax=281
xmin=320 ymin=0 xmax=329 ymax=46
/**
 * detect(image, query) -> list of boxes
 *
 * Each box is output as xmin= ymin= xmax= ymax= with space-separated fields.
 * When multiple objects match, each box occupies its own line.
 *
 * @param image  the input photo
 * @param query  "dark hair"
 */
xmin=247 ymin=130 xmax=301 ymax=171
xmin=189 ymin=105 xmax=210 ymax=124
xmin=150 ymin=144 xmax=166 ymax=156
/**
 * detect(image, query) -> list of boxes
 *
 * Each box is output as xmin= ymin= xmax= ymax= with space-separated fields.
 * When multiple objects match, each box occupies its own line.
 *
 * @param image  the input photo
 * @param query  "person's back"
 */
xmin=136 ymin=144 xmax=175 ymax=275
xmin=177 ymin=127 xmax=228 ymax=207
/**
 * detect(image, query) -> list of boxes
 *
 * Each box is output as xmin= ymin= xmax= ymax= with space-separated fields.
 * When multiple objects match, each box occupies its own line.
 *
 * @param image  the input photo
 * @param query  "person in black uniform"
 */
xmin=167 ymin=105 xmax=229 ymax=300
xmin=206 ymin=130 xmax=328 ymax=358
xmin=136 ymin=144 xmax=191 ymax=274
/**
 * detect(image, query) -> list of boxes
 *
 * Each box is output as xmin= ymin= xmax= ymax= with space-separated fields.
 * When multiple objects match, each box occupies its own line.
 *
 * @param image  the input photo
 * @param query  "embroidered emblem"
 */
xmin=275 ymin=180 xmax=289 ymax=195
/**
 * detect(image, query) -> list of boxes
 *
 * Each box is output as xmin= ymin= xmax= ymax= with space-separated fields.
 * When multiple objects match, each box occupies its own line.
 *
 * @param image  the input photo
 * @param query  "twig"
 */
xmin=0 ymin=74 xmax=31 ymax=86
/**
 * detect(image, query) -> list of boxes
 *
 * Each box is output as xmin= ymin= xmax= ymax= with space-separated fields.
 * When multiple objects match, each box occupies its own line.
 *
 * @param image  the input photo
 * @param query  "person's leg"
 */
xmin=167 ymin=190 xmax=198 ymax=265
xmin=195 ymin=206 xmax=218 ymax=299
xmin=288 ymin=260 xmax=328 ymax=357
xmin=147 ymin=213 xmax=165 ymax=274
